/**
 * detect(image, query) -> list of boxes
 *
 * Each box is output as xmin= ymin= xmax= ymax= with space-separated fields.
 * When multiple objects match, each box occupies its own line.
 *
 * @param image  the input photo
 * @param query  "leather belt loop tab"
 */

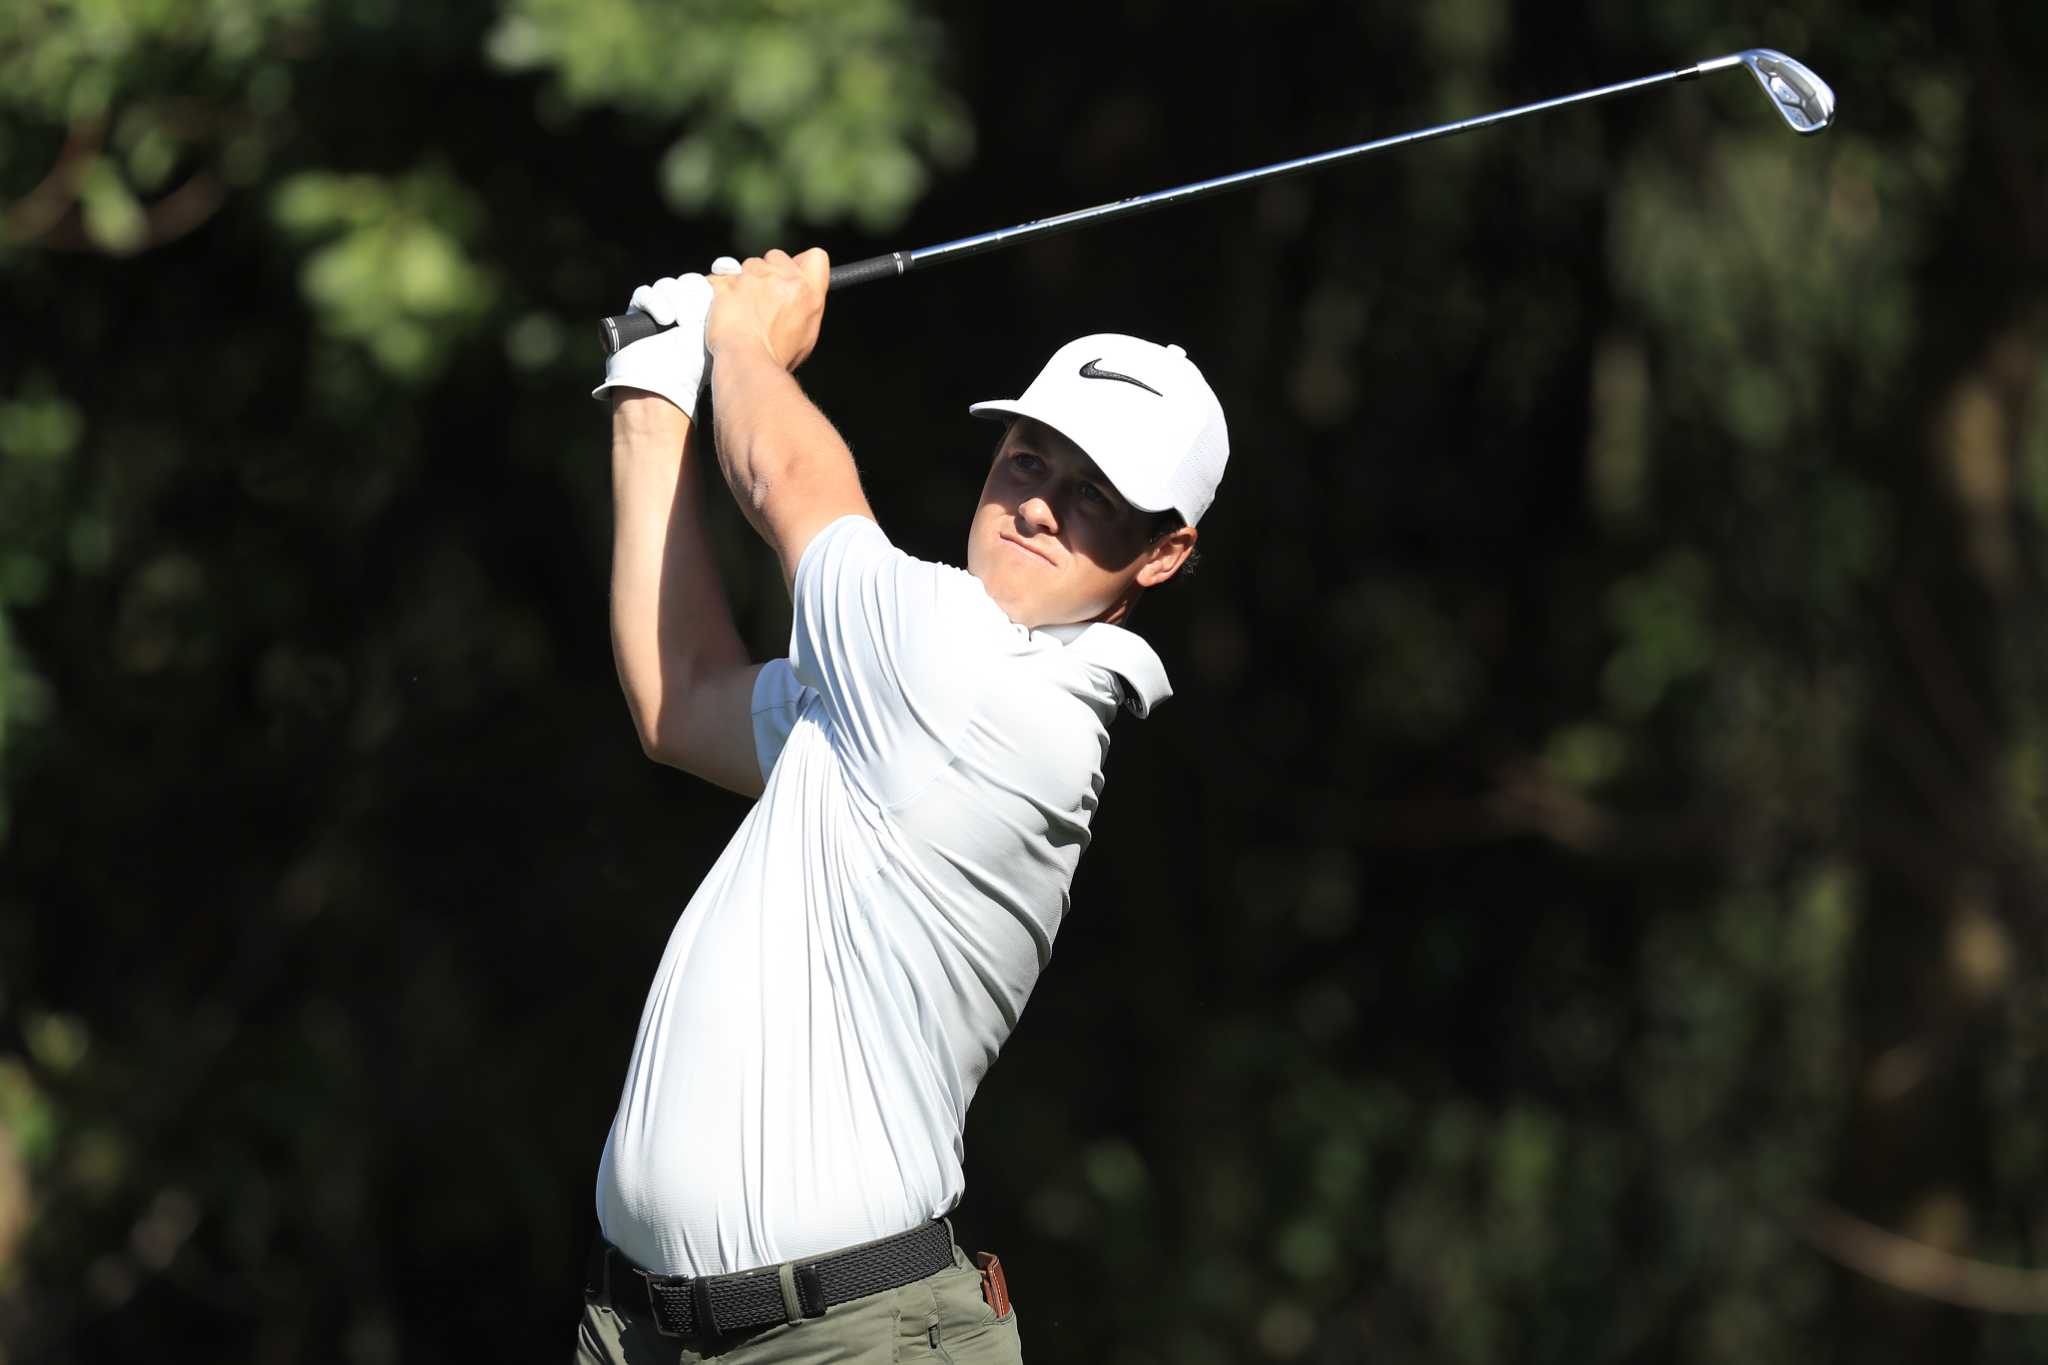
xmin=795 ymin=1263 xmax=827 ymax=1318
xmin=777 ymin=1262 xmax=803 ymax=1324
xmin=690 ymin=1277 xmax=718 ymax=1338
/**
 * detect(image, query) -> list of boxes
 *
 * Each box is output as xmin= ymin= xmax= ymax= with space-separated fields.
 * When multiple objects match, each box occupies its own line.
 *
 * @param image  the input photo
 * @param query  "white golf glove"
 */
xmin=591 ymin=271 xmax=719 ymax=417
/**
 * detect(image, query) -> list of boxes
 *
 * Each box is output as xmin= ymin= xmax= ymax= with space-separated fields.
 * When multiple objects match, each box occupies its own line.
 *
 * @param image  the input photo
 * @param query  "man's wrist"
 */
xmin=708 ymin=339 xmax=792 ymax=388
xmin=610 ymin=390 xmax=693 ymax=448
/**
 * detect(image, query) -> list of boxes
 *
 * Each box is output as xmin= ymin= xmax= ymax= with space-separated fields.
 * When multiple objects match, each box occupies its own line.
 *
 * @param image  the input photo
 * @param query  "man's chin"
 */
xmin=986 ymin=588 xmax=1060 ymax=631
xmin=996 ymin=597 xmax=1048 ymax=629
xmin=969 ymin=565 xmax=1102 ymax=630
xmin=969 ymin=563 xmax=1035 ymax=624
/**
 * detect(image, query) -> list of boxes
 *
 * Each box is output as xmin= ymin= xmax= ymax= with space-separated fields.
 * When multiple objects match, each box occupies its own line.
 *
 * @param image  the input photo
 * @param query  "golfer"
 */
xmin=578 ymin=247 xmax=1227 ymax=1364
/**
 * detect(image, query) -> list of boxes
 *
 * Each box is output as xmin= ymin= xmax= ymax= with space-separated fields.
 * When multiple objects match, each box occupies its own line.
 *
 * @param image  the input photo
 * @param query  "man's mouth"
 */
xmin=1000 ymin=533 xmax=1056 ymax=567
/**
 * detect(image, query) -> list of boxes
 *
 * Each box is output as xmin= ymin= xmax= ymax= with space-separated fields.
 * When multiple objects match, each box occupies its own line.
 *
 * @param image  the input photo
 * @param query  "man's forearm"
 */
xmin=609 ymin=392 xmax=748 ymax=760
xmin=709 ymin=347 xmax=862 ymax=571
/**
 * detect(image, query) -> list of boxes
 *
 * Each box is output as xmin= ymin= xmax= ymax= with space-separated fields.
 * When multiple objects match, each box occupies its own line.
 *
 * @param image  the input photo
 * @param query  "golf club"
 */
xmin=598 ymin=48 xmax=1834 ymax=355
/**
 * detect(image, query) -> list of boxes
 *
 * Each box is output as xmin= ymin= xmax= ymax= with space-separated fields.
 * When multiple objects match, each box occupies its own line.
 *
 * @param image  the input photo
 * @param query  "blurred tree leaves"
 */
xmin=1603 ymin=549 xmax=1715 ymax=719
xmin=272 ymin=166 xmax=497 ymax=382
xmin=1 ymin=0 xmax=965 ymax=253
xmin=0 ymin=0 xmax=972 ymax=820
xmin=0 ymin=0 xmax=307 ymax=254
xmin=486 ymin=0 xmax=971 ymax=238
xmin=0 ymin=375 xmax=84 ymax=841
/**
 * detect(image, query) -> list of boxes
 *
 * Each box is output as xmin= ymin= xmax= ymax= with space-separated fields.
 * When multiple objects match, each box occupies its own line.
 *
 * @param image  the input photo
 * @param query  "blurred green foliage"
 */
xmin=2 ymin=0 xmax=2046 ymax=1362
xmin=273 ymin=166 xmax=497 ymax=381
xmin=487 ymin=0 xmax=971 ymax=237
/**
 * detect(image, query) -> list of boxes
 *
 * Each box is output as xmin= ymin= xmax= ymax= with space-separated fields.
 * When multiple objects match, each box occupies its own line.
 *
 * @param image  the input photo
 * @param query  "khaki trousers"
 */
xmin=575 ymin=1245 xmax=1024 ymax=1364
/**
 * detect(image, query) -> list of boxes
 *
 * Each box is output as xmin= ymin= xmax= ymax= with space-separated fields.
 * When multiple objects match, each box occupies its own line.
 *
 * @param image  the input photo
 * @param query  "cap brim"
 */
xmin=965 ymin=399 xmax=1176 ymax=515
xmin=967 ymin=399 xmax=1027 ymax=423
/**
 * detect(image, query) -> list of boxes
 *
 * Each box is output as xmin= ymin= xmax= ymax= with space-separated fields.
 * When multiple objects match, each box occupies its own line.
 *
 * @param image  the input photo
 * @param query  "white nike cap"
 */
xmin=969 ymin=333 xmax=1230 ymax=527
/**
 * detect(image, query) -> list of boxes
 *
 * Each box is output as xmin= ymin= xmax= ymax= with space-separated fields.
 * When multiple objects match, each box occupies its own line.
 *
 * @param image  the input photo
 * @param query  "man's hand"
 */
xmin=706 ymin=248 xmax=830 ymax=372
xmin=592 ymin=273 xmax=716 ymax=417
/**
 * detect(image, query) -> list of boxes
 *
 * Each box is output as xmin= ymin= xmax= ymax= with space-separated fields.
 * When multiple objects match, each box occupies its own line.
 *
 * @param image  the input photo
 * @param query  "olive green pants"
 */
xmin=575 ymin=1245 xmax=1024 ymax=1364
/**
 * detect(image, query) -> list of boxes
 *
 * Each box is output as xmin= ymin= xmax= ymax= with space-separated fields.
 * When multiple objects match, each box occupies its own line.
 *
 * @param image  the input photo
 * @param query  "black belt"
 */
xmin=588 ymin=1219 xmax=955 ymax=1340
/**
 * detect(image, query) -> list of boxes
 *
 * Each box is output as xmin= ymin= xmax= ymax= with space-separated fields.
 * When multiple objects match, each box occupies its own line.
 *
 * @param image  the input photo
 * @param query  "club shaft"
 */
xmin=600 ymin=58 xmax=1723 ymax=353
xmin=901 ymin=63 xmax=1706 ymax=275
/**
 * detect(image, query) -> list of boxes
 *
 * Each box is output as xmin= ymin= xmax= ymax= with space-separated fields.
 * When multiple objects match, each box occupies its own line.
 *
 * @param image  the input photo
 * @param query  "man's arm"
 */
xmin=705 ymin=249 xmax=875 ymax=588
xmin=608 ymin=391 xmax=768 ymax=797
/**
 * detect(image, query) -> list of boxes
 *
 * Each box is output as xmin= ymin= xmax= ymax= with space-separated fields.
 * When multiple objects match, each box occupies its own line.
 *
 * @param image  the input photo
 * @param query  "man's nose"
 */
xmin=1016 ymin=495 xmax=1059 ymax=534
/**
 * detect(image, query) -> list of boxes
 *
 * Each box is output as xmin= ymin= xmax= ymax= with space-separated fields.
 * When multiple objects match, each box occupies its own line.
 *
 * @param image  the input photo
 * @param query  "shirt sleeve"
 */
xmin=788 ymin=515 xmax=996 ymax=806
xmin=749 ymin=658 xmax=812 ymax=783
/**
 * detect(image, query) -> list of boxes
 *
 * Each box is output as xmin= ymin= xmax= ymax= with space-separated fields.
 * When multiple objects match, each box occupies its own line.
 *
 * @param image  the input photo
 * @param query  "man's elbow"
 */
xmin=745 ymin=468 xmax=777 ymax=517
xmin=638 ymin=729 xmax=682 ymax=768
xmin=629 ymin=701 xmax=688 ymax=769
xmin=637 ymin=699 xmax=731 ymax=776
xmin=623 ymin=663 xmax=765 ymax=793
xmin=635 ymin=722 xmax=760 ymax=798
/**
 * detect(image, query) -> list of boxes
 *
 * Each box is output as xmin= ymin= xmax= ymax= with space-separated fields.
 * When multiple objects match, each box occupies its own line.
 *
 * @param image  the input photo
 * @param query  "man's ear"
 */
xmin=1135 ymin=526 xmax=1197 ymax=588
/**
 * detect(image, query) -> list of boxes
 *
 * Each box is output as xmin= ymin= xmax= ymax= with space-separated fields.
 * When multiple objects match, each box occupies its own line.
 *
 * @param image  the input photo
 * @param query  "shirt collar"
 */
xmin=1036 ymin=622 xmax=1173 ymax=718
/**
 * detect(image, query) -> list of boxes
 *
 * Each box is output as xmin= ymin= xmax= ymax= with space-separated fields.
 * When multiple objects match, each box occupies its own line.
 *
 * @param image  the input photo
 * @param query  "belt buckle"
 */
xmin=632 ymin=1268 xmax=698 ymax=1340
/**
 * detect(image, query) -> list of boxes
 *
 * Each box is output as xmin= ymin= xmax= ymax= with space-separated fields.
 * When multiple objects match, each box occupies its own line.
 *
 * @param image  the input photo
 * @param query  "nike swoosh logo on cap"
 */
xmin=1078 ymin=358 xmax=1163 ymax=396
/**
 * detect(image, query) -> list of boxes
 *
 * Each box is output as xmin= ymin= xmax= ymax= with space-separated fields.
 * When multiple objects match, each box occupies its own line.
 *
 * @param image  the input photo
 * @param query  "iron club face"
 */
xmin=1705 ymin=48 xmax=1837 ymax=134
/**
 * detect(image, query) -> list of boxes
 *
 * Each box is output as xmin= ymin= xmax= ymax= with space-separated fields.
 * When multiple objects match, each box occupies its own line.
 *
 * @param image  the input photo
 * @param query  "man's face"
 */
xmin=965 ymin=418 xmax=1195 ymax=628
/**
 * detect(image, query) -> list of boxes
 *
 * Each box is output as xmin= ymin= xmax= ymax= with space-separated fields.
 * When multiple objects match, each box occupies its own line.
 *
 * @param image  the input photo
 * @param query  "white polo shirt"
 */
xmin=596 ymin=514 xmax=1170 ymax=1277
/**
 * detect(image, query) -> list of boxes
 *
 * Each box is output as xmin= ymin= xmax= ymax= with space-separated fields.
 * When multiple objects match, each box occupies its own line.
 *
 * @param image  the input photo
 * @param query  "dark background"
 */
xmin=3 ymin=0 xmax=2045 ymax=1360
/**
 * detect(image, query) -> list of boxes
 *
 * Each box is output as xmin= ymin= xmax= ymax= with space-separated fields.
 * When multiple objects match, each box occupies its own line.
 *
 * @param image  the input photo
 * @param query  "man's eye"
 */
xmin=1011 ymin=453 xmax=1043 ymax=473
xmin=1079 ymin=482 xmax=1110 ymax=506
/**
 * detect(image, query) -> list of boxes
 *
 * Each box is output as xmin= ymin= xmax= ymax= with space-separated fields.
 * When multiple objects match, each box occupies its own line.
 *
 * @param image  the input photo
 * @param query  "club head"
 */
xmin=1740 ymin=49 xmax=1835 ymax=134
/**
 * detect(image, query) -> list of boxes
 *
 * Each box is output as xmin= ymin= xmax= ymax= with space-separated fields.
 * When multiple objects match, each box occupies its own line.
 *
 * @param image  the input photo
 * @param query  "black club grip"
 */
xmin=595 ymin=251 xmax=910 ymax=356
xmin=599 ymin=311 xmax=664 ymax=354
xmin=826 ymin=250 xmax=909 ymax=289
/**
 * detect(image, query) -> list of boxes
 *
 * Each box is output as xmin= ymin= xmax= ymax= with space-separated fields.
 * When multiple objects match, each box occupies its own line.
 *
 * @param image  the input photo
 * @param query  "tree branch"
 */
xmin=2 ymin=116 xmax=107 ymax=244
xmin=1802 ymin=1200 xmax=2048 ymax=1314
